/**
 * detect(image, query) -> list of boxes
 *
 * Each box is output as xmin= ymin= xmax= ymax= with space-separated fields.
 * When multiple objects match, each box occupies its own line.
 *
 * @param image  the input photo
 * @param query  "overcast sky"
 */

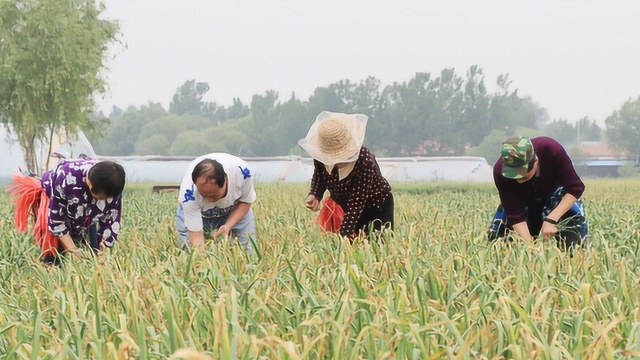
xmin=98 ymin=0 xmax=639 ymax=124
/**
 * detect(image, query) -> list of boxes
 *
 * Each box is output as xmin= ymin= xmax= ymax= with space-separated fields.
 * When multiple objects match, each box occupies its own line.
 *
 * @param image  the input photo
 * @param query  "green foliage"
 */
xmin=541 ymin=117 xmax=602 ymax=150
xmin=135 ymin=113 xmax=211 ymax=155
xmin=169 ymin=130 xmax=220 ymax=156
xmin=169 ymin=79 xmax=215 ymax=118
xmin=543 ymin=119 xmax=577 ymax=147
xmin=605 ymin=96 xmax=640 ymax=157
xmin=2 ymin=6 xmax=615 ymax=162
xmin=202 ymin=127 xmax=249 ymax=156
xmin=138 ymin=116 xmax=185 ymax=149
xmin=97 ymin=68 xmax=555 ymax=157
xmin=182 ymin=114 xmax=213 ymax=131
xmin=245 ymin=90 xmax=281 ymax=155
xmin=466 ymin=129 xmax=508 ymax=162
xmin=0 ymin=0 xmax=119 ymax=170
xmin=565 ymin=143 xmax=586 ymax=166
xmin=576 ymin=116 xmax=601 ymax=142
xmin=373 ymin=72 xmax=435 ymax=155
xmin=617 ymin=163 xmax=640 ymax=178
xmin=135 ymin=133 xmax=170 ymax=155
xmin=489 ymin=74 xmax=548 ymax=136
xmin=95 ymin=103 xmax=167 ymax=155
xmin=213 ymin=97 xmax=250 ymax=124
xmin=258 ymin=92 xmax=311 ymax=156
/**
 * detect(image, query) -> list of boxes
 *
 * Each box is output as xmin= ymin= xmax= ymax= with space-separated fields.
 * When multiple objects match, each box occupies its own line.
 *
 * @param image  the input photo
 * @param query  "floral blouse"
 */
xmin=40 ymin=159 xmax=122 ymax=248
xmin=309 ymin=146 xmax=392 ymax=238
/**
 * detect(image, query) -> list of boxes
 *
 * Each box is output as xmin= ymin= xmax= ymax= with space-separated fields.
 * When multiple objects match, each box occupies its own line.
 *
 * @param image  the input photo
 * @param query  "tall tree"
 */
xmin=576 ymin=116 xmax=601 ymax=142
xmin=223 ymin=98 xmax=250 ymax=120
xmin=346 ymin=76 xmax=381 ymax=116
xmin=134 ymin=113 xmax=210 ymax=155
xmin=426 ymin=68 xmax=465 ymax=154
xmin=169 ymin=79 xmax=213 ymax=117
xmin=0 ymin=0 xmax=118 ymax=172
xmin=247 ymin=90 xmax=279 ymax=155
xmin=605 ymin=96 xmax=640 ymax=162
xmin=544 ymin=119 xmax=576 ymax=147
xmin=307 ymin=80 xmax=360 ymax=116
xmin=98 ymin=103 xmax=166 ymax=155
xmin=375 ymin=72 xmax=436 ymax=155
xmin=488 ymin=74 xmax=548 ymax=137
xmin=271 ymin=93 xmax=310 ymax=155
xmin=460 ymin=66 xmax=490 ymax=148
xmin=466 ymin=129 xmax=508 ymax=163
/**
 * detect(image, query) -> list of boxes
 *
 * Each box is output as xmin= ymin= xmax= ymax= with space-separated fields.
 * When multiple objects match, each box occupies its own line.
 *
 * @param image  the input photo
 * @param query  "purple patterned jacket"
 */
xmin=40 ymin=159 xmax=122 ymax=248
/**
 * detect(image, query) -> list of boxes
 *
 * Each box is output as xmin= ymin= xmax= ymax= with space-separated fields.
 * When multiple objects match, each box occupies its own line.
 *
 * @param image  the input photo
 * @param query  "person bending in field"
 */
xmin=176 ymin=153 xmax=257 ymax=253
xmin=487 ymin=135 xmax=588 ymax=250
xmin=298 ymin=111 xmax=394 ymax=242
xmin=8 ymin=159 xmax=126 ymax=265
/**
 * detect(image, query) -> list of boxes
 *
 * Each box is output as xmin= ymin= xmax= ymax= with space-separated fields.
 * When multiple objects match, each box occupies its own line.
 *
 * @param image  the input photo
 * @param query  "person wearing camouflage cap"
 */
xmin=487 ymin=135 xmax=588 ymax=249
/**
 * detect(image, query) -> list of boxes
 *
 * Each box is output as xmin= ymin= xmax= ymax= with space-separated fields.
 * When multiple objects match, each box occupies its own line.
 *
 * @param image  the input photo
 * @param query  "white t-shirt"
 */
xmin=178 ymin=153 xmax=257 ymax=232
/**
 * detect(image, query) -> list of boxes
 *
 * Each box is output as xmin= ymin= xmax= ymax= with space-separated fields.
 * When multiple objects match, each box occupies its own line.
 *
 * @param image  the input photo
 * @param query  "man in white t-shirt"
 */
xmin=176 ymin=153 xmax=257 ymax=252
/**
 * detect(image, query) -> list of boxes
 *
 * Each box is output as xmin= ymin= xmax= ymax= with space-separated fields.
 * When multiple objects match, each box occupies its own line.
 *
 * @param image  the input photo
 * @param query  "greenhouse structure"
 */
xmin=2 ymin=125 xmax=494 ymax=185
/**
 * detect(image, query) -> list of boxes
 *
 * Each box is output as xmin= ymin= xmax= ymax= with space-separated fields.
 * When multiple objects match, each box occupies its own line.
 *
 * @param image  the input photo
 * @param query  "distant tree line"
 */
xmin=4 ymin=0 xmax=640 ymax=169
xmin=89 ymin=67 xmax=608 ymax=161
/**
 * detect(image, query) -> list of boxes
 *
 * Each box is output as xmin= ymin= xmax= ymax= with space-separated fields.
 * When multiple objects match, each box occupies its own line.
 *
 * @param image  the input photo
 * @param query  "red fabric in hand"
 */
xmin=8 ymin=175 xmax=59 ymax=256
xmin=316 ymin=197 xmax=344 ymax=233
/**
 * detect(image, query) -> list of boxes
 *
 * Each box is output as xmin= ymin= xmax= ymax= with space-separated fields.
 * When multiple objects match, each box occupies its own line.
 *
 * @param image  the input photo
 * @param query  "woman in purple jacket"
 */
xmin=9 ymin=159 xmax=125 ymax=264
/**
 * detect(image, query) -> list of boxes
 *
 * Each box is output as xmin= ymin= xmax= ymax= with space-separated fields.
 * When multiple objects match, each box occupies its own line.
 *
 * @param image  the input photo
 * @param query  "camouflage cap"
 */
xmin=501 ymin=136 xmax=535 ymax=179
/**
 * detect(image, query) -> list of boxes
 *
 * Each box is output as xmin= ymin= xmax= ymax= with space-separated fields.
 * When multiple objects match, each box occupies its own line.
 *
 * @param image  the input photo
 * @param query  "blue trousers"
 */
xmin=176 ymin=203 xmax=256 ymax=253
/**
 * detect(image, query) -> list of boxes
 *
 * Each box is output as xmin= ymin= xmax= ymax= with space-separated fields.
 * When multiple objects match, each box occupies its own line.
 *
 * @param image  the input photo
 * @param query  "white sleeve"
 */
xmin=178 ymin=178 xmax=203 ymax=232
xmin=183 ymin=200 xmax=204 ymax=232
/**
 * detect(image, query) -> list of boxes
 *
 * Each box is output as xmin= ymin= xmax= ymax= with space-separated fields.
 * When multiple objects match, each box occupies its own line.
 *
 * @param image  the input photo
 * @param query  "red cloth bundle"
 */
xmin=317 ymin=197 xmax=344 ymax=233
xmin=7 ymin=175 xmax=58 ymax=256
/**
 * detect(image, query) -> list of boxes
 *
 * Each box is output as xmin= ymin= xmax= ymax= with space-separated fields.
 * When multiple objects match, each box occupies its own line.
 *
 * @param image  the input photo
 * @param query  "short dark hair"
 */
xmin=88 ymin=161 xmax=126 ymax=197
xmin=192 ymin=159 xmax=225 ymax=187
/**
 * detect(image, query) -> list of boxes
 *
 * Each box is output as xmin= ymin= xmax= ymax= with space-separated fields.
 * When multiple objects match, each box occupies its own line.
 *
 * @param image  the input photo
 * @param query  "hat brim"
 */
xmin=298 ymin=111 xmax=368 ymax=166
xmin=502 ymin=163 xmax=530 ymax=179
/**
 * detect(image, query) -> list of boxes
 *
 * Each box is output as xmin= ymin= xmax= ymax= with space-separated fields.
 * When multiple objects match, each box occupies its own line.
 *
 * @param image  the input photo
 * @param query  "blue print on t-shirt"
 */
xmin=183 ymin=184 xmax=196 ymax=203
xmin=239 ymin=166 xmax=251 ymax=179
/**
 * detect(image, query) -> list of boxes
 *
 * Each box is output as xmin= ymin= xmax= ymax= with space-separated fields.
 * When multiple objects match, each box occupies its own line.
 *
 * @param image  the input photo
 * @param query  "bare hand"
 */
xmin=67 ymin=248 xmax=83 ymax=259
xmin=192 ymin=239 xmax=206 ymax=251
xmin=211 ymin=225 xmax=230 ymax=240
xmin=305 ymin=195 xmax=319 ymax=211
xmin=541 ymin=221 xmax=558 ymax=240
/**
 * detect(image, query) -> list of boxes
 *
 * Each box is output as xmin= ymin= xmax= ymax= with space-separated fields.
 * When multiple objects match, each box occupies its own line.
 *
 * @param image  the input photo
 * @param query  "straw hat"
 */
xmin=298 ymin=111 xmax=368 ymax=166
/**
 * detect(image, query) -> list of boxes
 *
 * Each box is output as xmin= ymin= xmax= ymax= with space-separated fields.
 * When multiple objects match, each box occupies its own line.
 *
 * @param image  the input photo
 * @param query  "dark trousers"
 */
xmin=42 ymin=223 xmax=99 ymax=265
xmin=357 ymin=193 xmax=394 ymax=237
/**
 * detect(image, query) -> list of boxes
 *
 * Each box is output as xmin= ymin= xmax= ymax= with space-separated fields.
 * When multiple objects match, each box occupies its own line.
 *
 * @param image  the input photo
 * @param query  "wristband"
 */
xmin=544 ymin=217 xmax=558 ymax=225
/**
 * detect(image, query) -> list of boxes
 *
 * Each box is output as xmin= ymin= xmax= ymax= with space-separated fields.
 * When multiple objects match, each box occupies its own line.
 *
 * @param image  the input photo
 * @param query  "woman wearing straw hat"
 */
xmin=298 ymin=111 xmax=394 ymax=241
xmin=8 ymin=159 xmax=126 ymax=265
